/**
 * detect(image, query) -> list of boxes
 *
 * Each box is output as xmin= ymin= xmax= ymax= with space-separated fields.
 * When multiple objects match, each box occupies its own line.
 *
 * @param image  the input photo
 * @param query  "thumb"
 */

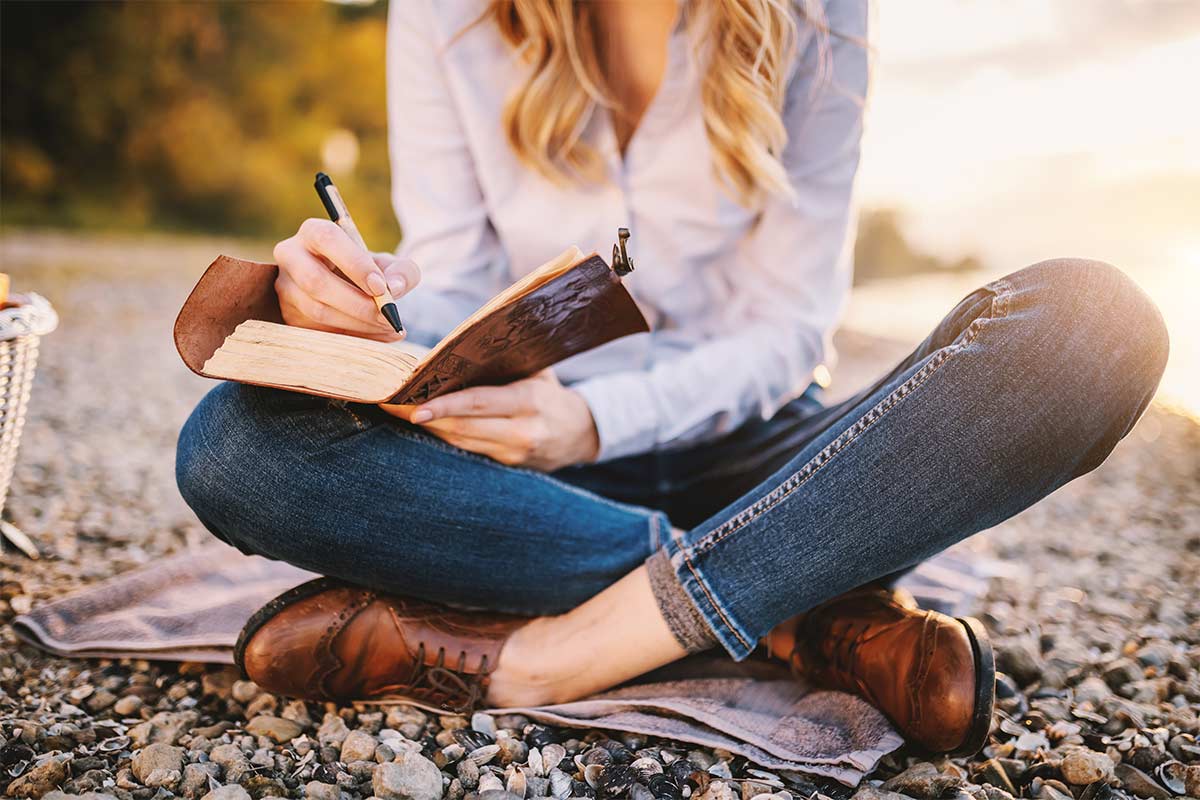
xmin=372 ymin=253 xmax=421 ymax=298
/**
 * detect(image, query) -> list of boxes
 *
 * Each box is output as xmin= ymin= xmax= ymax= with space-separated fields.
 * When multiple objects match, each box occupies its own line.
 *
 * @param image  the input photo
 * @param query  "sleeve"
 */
xmin=385 ymin=0 xmax=507 ymax=346
xmin=572 ymin=0 xmax=869 ymax=462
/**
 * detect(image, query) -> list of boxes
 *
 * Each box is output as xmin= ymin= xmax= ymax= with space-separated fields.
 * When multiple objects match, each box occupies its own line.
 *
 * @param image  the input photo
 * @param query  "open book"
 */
xmin=174 ymin=245 xmax=649 ymax=405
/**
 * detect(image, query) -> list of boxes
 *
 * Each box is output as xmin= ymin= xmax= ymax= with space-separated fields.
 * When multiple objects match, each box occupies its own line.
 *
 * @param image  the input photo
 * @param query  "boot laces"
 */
xmin=406 ymin=643 xmax=489 ymax=714
xmin=829 ymin=621 xmax=868 ymax=674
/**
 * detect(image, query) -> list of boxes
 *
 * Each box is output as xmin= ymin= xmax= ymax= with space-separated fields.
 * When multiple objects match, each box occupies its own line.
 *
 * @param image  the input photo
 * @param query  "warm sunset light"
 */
xmin=855 ymin=2 xmax=1200 ymax=413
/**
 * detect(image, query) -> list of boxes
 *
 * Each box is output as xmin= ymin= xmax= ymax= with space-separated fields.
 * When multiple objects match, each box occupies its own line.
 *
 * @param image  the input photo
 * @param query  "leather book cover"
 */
xmin=174 ymin=253 xmax=649 ymax=404
xmin=393 ymin=254 xmax=648 ymax=403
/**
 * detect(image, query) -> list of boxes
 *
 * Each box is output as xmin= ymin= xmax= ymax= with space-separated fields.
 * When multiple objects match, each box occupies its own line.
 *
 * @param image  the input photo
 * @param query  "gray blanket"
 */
xmin=13 ymin=541 xmax=991 ymax=786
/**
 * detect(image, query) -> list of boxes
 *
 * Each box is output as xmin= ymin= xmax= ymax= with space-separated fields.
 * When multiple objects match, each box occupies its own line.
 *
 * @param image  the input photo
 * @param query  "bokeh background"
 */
xmin=1 ymin=0 xmax=1197 ymax=409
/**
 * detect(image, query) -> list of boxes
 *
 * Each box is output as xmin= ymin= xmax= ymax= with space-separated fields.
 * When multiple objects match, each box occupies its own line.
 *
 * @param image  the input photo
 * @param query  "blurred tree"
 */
xmin=1 ymin=0 xmax=399 ymax=246
xmin=1 ymin=1 xmax=984 ymax=282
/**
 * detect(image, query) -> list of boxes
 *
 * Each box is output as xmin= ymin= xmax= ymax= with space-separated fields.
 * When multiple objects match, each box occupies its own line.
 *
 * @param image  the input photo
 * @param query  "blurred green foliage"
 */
xmin=1 ymin=0 xmax=399 ymax=246
xmin=1 ymin=0 xmax=979 ymax=281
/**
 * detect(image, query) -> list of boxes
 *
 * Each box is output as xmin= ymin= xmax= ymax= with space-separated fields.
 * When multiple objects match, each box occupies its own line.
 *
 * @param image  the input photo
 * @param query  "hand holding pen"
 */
xmin=271 ymin=173 xmax=420 ymax=342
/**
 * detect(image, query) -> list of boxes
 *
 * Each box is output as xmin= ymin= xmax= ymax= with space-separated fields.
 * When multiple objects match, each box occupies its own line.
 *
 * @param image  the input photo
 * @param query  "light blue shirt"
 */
xmin=387 ymin=0 xmax=868 ymax=462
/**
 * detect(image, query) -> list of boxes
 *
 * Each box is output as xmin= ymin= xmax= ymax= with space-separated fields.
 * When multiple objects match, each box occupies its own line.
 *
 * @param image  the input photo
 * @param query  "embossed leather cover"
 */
xmin=173 ymin=253 xmax=649 ymax=403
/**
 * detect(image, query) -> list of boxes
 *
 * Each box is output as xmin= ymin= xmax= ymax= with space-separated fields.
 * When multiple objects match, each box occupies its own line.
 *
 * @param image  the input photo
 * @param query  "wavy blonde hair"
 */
xmin=482 ymin=0 xmax=830 ymax=206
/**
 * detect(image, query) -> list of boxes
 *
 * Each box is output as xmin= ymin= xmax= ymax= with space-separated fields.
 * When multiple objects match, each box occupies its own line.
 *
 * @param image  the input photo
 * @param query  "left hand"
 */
xmin=381 ymin=370 xmax=600 ymax=471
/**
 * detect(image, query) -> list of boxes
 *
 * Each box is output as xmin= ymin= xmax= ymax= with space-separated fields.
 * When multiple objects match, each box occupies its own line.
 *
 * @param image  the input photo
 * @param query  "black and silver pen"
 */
xmin=313 ymin=171 xmax=404 ymax=334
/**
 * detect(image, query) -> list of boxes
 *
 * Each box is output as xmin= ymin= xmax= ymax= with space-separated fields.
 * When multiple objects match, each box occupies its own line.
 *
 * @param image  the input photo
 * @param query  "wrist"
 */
xmin=568 ymin=389 xmax=601 ymax=465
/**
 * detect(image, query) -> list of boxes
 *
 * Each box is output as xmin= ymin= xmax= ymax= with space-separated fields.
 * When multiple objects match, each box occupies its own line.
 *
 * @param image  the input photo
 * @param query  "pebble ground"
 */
xmin=1 ymin=232 xmax=1197 ymax=800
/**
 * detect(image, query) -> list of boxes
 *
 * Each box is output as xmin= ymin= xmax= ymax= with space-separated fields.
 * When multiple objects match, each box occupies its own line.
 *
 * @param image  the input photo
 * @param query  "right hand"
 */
xmin=273 ymin=218 xmax=421 ymax=342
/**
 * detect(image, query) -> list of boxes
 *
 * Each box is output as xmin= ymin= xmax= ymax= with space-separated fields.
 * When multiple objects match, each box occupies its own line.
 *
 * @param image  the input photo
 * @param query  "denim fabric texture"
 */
xmin=176 ymin=259 xmax=1168 ymax=660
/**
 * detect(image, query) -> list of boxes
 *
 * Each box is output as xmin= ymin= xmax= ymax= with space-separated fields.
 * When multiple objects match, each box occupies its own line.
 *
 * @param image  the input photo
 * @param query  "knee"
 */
xmin=1015 ymin=258 xmax=1169 ymax=399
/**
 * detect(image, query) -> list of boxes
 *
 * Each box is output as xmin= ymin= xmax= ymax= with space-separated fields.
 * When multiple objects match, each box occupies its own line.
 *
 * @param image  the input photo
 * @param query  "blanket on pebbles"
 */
xmin=13 ymin=541 xmax=992 ymax=785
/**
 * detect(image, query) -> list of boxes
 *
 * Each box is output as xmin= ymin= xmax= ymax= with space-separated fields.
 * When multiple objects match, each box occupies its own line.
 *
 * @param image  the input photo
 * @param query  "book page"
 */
xmin=202 ymin=321 xmax=420 ymax=402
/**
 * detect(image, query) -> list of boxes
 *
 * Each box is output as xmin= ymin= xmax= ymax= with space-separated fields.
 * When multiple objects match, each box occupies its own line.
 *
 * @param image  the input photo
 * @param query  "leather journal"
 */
xmin=173 ymin=243 xmax=649 ymax=405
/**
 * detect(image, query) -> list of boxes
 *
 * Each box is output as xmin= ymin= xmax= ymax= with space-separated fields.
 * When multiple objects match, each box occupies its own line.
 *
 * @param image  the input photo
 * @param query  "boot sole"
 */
xmin=233 ymin=575 xmax=351 ymax=678
xmin=951 ymin=615 xmax=996 ymax=756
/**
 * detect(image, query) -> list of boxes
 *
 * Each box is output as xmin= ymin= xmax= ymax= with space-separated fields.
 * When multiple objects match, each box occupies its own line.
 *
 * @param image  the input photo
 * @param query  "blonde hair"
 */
xmin=483 ymin=0 xmax=830 ymax=206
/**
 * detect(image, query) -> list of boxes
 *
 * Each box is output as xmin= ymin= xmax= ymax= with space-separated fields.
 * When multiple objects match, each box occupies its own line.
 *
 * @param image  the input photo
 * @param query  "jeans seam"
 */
xmin=327 ymin=399 xmax=369 ymax=431
xmin=648 ymin=513 xmax=664 ymax=550
xmin=687 ymin=287 xmax=1009 ymax=560
xmin=678 ymin=552 xmax=752 ymax=651
xmin=675 ymin=282 xmax=1011 ymax=655
xmin=689 ymin=322 xmax=983 ymax=560
xmin=676 ymin=334 xmax=977 ymax=653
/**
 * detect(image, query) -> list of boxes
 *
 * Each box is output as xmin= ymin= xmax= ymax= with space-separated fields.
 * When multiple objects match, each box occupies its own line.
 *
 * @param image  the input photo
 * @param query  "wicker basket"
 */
xmin=0 ymin=293 xmax=58 ymax=556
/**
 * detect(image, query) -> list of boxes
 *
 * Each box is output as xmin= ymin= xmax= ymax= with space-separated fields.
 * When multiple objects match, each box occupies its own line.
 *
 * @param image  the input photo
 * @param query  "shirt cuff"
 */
xmin=571 ymin=371 xmax=662 ymax=463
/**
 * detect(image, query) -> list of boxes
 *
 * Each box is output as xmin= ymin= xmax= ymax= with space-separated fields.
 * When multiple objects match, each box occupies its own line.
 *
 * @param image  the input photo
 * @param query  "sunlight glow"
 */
xmin=855 ymin=5 xmax=1200 ymax=411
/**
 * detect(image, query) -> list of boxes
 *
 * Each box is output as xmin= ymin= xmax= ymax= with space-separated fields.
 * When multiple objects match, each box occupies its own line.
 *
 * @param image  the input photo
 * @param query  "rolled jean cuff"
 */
xmin=645 ymin=550 xmax=716 ymax=653
xmin=656 ymin=533 xmax=759 ymax=660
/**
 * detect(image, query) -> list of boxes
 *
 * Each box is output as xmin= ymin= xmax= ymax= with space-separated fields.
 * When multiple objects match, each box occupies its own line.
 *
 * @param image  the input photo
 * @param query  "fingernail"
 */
xmin=366 ymin=272 xmax=387 ymax=296
xmin=412 ymin=409 xmax=433 ymax=423
xmin=388 ymin=277 xmax=406 ymax=295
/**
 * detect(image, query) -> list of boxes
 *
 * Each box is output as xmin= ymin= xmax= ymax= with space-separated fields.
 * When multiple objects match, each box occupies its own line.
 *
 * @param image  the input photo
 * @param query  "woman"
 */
xmin=176 ymin=0 xmax=1168 ymax=756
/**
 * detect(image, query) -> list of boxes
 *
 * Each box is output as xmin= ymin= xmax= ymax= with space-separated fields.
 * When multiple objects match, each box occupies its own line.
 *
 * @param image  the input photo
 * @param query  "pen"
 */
xmin=313 ymin=171 xmax=404 ymax=335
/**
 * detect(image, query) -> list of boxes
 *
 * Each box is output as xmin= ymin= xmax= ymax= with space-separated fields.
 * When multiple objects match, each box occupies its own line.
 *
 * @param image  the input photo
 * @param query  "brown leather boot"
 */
xmin=770 ymin=588 xmax=995 ymax=755
xmin=234 ymin=577 xmax=528 ymax=711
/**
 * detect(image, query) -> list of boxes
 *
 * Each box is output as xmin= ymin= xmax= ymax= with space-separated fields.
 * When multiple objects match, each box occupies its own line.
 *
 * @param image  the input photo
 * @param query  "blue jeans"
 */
xmin=176 ymin=259 xmax=1168 ymax=659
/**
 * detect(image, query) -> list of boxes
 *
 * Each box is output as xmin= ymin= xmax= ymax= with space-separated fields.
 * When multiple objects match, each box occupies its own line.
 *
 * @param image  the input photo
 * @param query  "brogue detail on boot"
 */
xmin=786 ymin=588 xmax=995 ymax=755
xmin=234 ymin=578 xmax=527 ymax=712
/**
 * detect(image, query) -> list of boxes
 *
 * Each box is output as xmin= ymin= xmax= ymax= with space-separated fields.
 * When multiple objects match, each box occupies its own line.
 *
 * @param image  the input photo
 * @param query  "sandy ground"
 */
xmin=1 ymin=230 xmax=1197 ymax=800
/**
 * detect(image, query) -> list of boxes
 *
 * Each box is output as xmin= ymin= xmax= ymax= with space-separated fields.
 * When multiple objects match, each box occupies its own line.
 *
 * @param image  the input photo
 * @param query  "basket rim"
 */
xmin=0 ymin=292 xmax=58 ymax=339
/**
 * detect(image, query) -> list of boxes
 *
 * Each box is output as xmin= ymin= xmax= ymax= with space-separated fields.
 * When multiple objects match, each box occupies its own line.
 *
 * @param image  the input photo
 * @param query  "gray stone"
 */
xmin=347 ymin=762 xmax=378 ymax=782
xmin=972 ymin=759 xmax=1016 ymax=797
xmin=128 ymin=710 xmax=199 ymax=747
xmin=1059 ymin=748 xmax=1115 ymax=785
xmin=970 ymin=787 xmax=1015 ymax=800
xmin=242 ymin=775 xmax=289 ymax=799
xmin=246 ymin=716 xmax=303 ymax=744
xmin=881 ymin=762 xmax=963 ymax=798
xmin=318 ymin=714 xmax=351 ymax=748
xmin=282 ymin=700 xmax=314 ymax=730
xmin=1114 ymin=764 xmax=1169 ymax=799
xmin=851 ymin=788 xmax=911 ymax=800
xmin=131 ymin=743 xmax=185 ymax=788
xmin=341 ymin=730 xmax=380 ymax=763
xmin=373 ymin=752 xmax=444 ymax=800
xmin=1073 ymin=676 xmax=1112 ymax=706
xmin=181 ymin=763 xmax=221 ymax=799
xmin=470 ymin=713 xmax=496 ymax=737
xmin=210 ymin=743 xmax=253 ymax=783
xmin=202 ymin=785 xmax=252 ymax=800
xmin=456 ymin=757 xmax=480 ymax=789
xmin=997 ymin=638 xmax=1044 ymax=686
xmin=1134 ymin=640 xmax=1175 ymax=668
xmin=1102 ymin=657 xmax=1144 ymax=689
xmin=305 ymin=781 xmax=342 ymax=800
xmin=86 ymin=689 xmax=118 ymax=712
xmin=6 ymin=757 xmax=69 ymax=799
xmin=112 ymin=695 xmax=144 ymax=717
xmin=478 ymin=773 xmax=504 ymax=793
xmin=231 ymin=680 xmax=261 ymax=704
